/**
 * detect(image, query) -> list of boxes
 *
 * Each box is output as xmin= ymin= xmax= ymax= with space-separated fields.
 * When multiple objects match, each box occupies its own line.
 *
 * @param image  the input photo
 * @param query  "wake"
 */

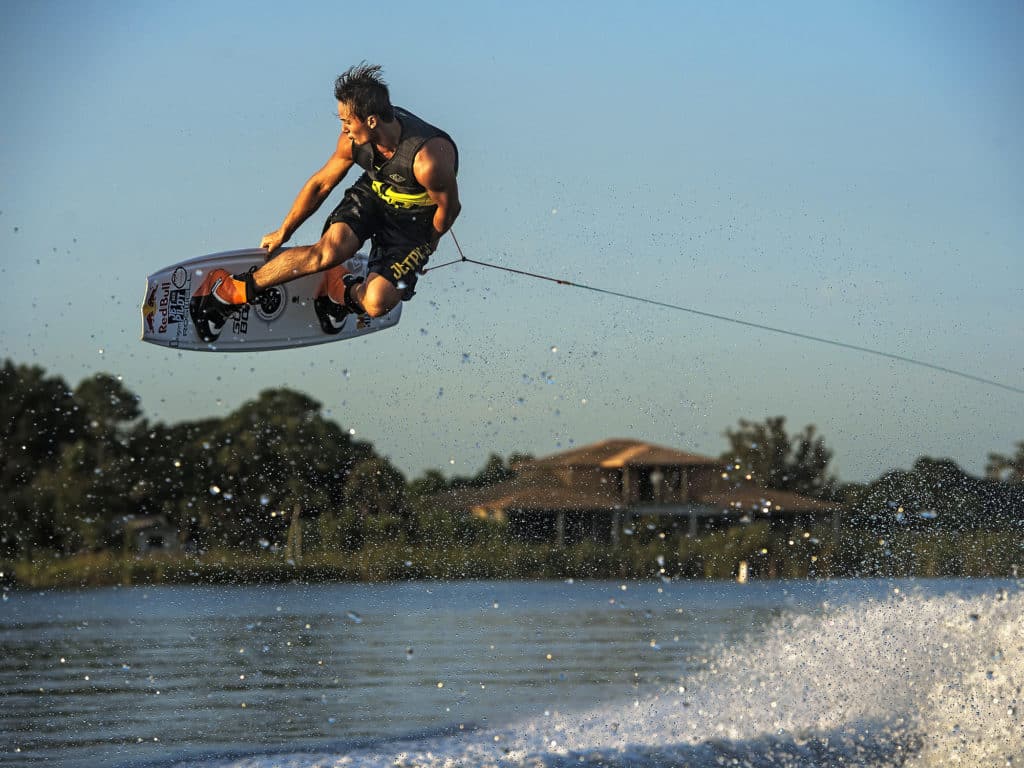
xmin=176 ymin=586 xmax=1023 ymax=768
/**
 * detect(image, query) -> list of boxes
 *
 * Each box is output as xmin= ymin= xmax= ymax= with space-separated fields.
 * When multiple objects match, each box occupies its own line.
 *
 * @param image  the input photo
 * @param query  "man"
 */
xmin=190 ymin=63 xmax=460 ymax=341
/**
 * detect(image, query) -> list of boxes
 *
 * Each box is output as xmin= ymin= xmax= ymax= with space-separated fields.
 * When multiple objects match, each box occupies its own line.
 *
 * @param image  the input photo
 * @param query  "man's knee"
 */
xmin=360 ymin=293 xmax=399 ymax=318
xmin=360 ymin=276 xmax=401 ymax=317
xmin=317 ymin=224 xmax=360 ymax=270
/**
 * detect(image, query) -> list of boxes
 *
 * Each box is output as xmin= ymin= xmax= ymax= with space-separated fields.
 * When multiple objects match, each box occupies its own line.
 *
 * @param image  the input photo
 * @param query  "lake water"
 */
xmin=1 ymin=578 xmax=1021 ymax=768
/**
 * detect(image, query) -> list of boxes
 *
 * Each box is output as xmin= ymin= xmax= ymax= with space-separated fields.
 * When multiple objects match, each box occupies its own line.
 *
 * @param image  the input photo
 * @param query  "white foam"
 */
xmin=183 ymin=586 xmax=1023 ymax=768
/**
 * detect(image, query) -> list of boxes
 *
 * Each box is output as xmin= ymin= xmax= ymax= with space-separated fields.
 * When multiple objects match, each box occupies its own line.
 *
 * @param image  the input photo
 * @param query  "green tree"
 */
xmin=469 ymin=453 xmax=517 ymax=487
xmin=849 ymin=457 xmax=988 ymax=532
xmin=74 ymin=373 xmax=142 ymax=441
xmin=0 ymin=361 xmax=83 ymax=487
xmin=408 ymin=468 xmax=450 ymax=500
xmin=127 ymin=416 xmax=222 ymax=548
xmin=721 ymin=416 xmax=836 ymax=499
xmin=987 ymin=441 xmax=1024 ymax=484
xmin=1 ymin=362 xmax=90 ymax=555
xmin=0 ymin=365 xmax=147 ymax=555
xmin=31 ymin=374 xmax=146 ymax=553
xmin=417 ymin=451 xmax=533 ymax=493
xmin=185 ymin=388 xmax=374 ymax=549
xmin=343 ymin=456 xmax=408 ymax=546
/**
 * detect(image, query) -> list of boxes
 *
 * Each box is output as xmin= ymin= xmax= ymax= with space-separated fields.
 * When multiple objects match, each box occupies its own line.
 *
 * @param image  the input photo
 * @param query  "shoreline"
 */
xmin=6 ymin=527 xmax=1022 ymax=589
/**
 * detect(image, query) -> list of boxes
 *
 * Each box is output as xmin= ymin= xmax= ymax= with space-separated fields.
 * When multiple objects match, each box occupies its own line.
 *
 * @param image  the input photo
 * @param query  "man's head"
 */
xmin=335 ymin=63 xmax=393 ymax=144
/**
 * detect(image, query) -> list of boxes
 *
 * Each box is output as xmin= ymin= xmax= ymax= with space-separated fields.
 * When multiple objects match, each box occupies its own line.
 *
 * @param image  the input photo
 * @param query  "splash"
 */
xmin=175 ymin=588 xmax=1022 ymax=768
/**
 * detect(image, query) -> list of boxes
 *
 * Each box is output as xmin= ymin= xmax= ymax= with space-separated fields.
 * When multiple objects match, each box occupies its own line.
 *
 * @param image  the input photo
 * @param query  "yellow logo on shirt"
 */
xmin=371 ymin=180 xmax=433 ymax=209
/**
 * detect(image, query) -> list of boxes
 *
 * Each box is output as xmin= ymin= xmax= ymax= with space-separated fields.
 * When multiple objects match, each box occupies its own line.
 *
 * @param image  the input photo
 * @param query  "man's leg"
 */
xmin=253 ymin=222 xmax=360 ymax=290
xmin=354 ymin=274 xmax=402 ymax=318
xmin=314 ymin=268 xmax=401 ymax=334
xmin=346 ymin=231 xmax=428 ymax=318
xmin=192 ymin=223 xmax=363 ymax=341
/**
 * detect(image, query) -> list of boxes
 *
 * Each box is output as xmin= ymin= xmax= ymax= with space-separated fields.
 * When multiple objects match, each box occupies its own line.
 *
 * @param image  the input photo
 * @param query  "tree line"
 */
xmin=721 ymin=415 xmax=1024 ymax=534
xmin=0 ymin=359 xmax=528 ymax=560
xmin=2 ymin=359 xmax=1022 ymax=571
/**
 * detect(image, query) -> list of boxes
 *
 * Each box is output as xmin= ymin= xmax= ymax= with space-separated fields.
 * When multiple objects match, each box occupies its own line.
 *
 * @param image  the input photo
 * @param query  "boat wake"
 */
xmin=171 ymin=586 xmax=1022 ymax=768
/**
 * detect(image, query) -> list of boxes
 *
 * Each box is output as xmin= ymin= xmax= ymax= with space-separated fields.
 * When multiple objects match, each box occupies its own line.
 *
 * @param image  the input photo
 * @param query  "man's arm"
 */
xmin=413 ymin=137 xmax=461 ymax=250
xmin=260 ymin=133 xmax=355 ymax=253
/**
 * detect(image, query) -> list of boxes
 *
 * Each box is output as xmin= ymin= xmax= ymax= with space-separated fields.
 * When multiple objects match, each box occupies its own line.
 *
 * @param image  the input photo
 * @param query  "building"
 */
xmin=119 ymin=515 xmax=180 ymax=554
xmin=428 ymin=438 xmax=840 ymax=546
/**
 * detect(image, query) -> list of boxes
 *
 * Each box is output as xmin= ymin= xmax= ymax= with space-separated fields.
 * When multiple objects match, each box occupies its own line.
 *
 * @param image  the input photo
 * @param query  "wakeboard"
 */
xmin=141 ymin=248 xmax=401 ymax=352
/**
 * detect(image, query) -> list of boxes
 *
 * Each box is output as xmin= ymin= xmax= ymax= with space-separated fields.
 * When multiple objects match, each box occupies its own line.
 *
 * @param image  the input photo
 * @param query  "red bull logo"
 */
xmin=142 ymin=285 xmax=158 ymax=332
xmin=142 ymin=282 xmax=172 ymax=334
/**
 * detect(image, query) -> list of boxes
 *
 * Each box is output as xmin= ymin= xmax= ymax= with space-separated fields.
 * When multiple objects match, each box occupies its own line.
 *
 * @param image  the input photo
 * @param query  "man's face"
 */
xmin=338 ymin=101 xmax=373 ymax=145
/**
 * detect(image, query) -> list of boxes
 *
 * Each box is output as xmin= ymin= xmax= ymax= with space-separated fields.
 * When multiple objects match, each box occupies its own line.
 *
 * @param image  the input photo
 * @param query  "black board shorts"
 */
xmin=323 ymin=174 xmax=434 ymax=299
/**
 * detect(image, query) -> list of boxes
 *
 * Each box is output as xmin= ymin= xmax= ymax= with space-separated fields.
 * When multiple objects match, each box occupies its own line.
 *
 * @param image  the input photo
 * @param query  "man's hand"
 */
xmin=260 ymin=228 xmax=288 ymax=256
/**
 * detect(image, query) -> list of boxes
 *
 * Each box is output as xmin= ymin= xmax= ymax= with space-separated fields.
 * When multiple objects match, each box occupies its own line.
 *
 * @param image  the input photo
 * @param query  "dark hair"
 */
xmin=334 ymin=63 xmax=394 ymax=122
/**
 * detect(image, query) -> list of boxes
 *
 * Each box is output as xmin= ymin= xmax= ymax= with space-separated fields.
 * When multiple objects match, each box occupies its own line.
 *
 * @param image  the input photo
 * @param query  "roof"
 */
xmin=433 ymin=480 xmax=837 ymax=516
xmin=427 ymin=475 xmax=624 ymax=512
xmin=528 ymin=438 xmax=720 ymax=469
xmin=700 ymin=485 xmax=840 ymax=514
xmin=425 ymin=439 xmax=839 ymax=518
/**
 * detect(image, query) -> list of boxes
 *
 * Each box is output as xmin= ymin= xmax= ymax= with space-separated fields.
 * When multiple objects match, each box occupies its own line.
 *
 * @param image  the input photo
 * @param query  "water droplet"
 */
xmin=259 ymin=495 xmax=270 ymax=506
xmin=550 ymin=346 xmax=558 ymax=353
xmin=345 ymin=611 xmax=362 ymax=624
xmin=209 ymin=485 xmax=221 ymax=496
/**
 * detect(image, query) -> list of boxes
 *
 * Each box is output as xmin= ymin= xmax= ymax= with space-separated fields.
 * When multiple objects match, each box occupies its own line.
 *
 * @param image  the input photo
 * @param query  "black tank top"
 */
xmin=351 ymin=106 xmax=457 ymax=210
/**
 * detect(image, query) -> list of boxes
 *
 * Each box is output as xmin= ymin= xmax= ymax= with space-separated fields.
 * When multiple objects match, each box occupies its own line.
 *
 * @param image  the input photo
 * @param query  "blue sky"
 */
xmin=2 ymin=0 xmax=1021 ymax=483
